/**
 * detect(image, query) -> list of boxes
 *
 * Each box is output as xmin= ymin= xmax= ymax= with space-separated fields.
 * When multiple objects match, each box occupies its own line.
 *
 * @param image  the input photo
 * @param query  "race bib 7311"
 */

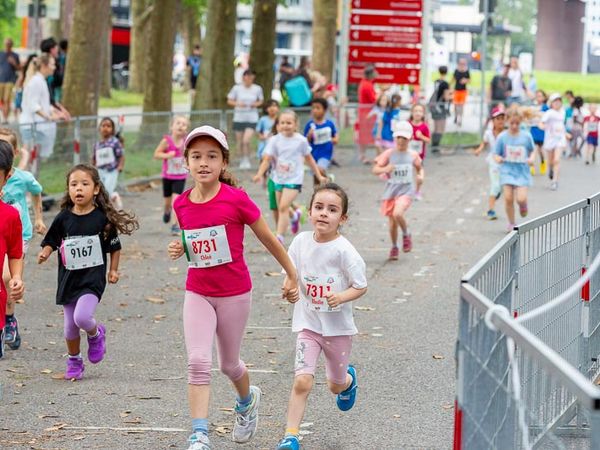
xmin=302 ymin=273 xmax=344 ymax=312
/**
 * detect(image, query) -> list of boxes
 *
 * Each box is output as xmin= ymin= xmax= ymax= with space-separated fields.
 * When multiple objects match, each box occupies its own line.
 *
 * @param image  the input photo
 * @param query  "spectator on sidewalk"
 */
xmin=356 ymin=64 xmax=378 ymax=163
xmin=429 ymin=65 xmax=451 ymax=152
xmin=40 ymin=37 xmax=70 ymax=121
xmin=186 ymin=45 xmax=202 ymax=92
xmin=0 ymin=38 xmax=20 ymax=123
xmin=451 ymin=58 xmax=470 ymax=127
xmin=507 ymin=56 xmax=525 ymax=105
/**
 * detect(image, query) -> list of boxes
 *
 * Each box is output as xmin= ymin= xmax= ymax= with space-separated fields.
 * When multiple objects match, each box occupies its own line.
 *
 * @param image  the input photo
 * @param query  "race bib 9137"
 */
xmin=390 ymin=163 xmax=413 ymax=184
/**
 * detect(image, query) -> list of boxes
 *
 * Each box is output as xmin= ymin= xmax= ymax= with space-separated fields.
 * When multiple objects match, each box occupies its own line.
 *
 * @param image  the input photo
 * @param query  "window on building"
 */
xmin=286 ymin=0 xmax=301 ymax=6
xmin=276 ymin=33 xmax=291 ymax=49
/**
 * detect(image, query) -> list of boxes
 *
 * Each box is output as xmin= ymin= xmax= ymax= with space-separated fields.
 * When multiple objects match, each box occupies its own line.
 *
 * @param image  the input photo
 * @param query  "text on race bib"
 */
xmin=95 ymin=147 xmax=116 ymax=166
xmin=589 ymin=122 xmax=598 ymax=132
xmin=61 ymin=235 xmax=104 ymax=271
xmin=390 ymin=163 xmax=413 ymax=184
xmin=275 ymin=159 xmax=296 ymax=181
xmin=505 ymin=145 xmax=528 ymax=163
xmin=408 ymin=140 xmax=422 ymax=153
xmin=167 ymin=156 xmax=188 ymax=175
xmin=302 ymin=273 xmax=344 ymax=312
xmin=313 ymin=127 xmax=333 ymax=145
xmin=182 ymin=225 xmax=232 ymax=268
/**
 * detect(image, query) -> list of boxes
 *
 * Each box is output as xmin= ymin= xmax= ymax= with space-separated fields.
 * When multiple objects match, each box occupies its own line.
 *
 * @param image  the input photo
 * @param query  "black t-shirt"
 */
xmin=41 ymin=208 xmax=122 ymax=305
xmin=435 ymin=79 xmax=450 ymax=102
xmin=490 ymin=75 xmax=512 ymax=101
xmin=453 ymin=69 xmax=470 ymax=91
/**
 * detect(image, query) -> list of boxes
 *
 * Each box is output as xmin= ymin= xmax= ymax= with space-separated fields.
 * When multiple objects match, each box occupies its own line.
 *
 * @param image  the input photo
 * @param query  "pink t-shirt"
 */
xmin=174 ymin=183 xmax=261 ymax=297
xmin=409 ymin=121 xmax=430 ymax=160
xmin=161 ymin=135 xmax=188 ymax=180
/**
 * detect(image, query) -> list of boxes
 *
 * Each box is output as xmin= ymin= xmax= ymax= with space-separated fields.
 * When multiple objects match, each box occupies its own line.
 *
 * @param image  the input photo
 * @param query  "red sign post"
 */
xmin=347 ymin=0 xmax=423 ymax=86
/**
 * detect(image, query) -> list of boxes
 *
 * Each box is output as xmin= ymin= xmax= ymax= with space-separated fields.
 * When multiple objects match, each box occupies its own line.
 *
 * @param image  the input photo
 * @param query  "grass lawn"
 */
xmin=99 ymin=88 xmax=190 ymax=109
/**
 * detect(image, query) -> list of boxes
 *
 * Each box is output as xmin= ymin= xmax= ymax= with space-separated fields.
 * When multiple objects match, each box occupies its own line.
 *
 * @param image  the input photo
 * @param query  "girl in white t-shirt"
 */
xmin=253 ymin=110 xmax=326 ymax=244
xmin=277 ymin=183 xmax=368 ymax=450
xmin=540 ymin=93 xmax=568 ymax=190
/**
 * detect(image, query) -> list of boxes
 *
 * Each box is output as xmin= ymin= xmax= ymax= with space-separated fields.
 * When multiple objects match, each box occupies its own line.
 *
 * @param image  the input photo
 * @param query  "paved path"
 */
xmin=1 ymin=148 xmax=599 ymax=450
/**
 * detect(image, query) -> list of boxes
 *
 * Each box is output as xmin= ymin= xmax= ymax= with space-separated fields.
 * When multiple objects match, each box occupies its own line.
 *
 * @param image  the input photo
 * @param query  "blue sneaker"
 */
xmin=5 ymin=315 xmax=20 ymax=350
xmin=277 ymin=435 xmax=300 ymax=450
xmin=486 ymin=210 xmax=497 ymax=221
xmin=336 ymin=364 xmax=358 ymax=411
xmin=187 ymin=431 xmax=211 ymax=450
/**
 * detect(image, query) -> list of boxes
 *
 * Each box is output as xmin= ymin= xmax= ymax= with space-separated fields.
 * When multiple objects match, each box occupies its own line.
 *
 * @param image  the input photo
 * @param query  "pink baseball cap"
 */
xmin=491 ymin=106 xmax=505 ymax=118
xmin=184 ymin=125 xmax=229 ymax=150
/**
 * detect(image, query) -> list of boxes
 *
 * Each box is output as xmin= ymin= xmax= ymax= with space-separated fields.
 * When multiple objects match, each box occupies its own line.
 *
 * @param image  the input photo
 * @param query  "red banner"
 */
xmin=350 ymin=13 xmax=421 ymax=28
xmin=349 ymin=46 xmax=421 ymax=65
xmin=350 ymin=29 xmax=422 ymax=45
xmin=351 ymin=0 xmax=423 ymax=11
xmin=348 ymin=66 xmax=420 ymax=85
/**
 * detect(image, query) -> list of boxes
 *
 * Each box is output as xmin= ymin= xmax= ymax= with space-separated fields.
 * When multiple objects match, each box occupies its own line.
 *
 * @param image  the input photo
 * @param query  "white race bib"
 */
xmin=302 ymin=273 xmax=344 ymax=312
xmin=167 ymin=156 xmax=187 ymax=175
xmin=95 ymin=147 xmax=116 ymax=167
xmin=408 ymin=140 xmax=422 ymax=153
xmin=61 ymin=235 xmax=104 ymax=271
xmin=182 ymin=225 xmax=232 ymax=268
xmin=390 ymin=163 xmax=413 ymax=184
xmin=313 ymin=127 xmax=332 ymax=145
xmin=505 ymin=145 xmax=527 ymax=163
xmin=275 ymin=159 xmax=296 ymax=181
xmin=589 ymin=122 xmax=598 ymax=132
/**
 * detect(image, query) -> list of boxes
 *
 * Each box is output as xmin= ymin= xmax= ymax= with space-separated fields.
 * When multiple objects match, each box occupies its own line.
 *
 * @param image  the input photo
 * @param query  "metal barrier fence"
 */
xmin=456 ymin=194 xmax=600 ymax=449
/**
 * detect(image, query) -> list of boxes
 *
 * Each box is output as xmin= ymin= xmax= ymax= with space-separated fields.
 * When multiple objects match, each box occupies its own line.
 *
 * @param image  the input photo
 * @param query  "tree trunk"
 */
xmin=249 ymin=0 xmax=277 ymax=100
xmin=193 ymin=0 xmax=237 ymax=110
xmin=312 ymin=0 xmax=338 ymax=83
xmin=62 ymin=0 xmax=111 ymax=116
xmin=46 ymin=18 xmax=62 ymax=41
xmin=181 ymin=4 xmax=201 ymax=91
xmin=129 ymin=0 xmax=152 ymax=93
xmin=100 ymin=11 xmax=112 ymax=98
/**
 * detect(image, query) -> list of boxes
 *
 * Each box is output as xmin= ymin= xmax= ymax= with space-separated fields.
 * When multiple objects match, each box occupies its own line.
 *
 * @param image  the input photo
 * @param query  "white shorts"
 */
xmin=98 ymin=168 xmax=119 ymax=196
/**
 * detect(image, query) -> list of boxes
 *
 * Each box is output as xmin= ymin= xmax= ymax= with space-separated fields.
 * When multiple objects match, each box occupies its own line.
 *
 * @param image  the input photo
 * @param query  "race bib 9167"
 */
xmin=61 ymin=235 xmax=104 ymax=270
xmin=182 ymin=225 xmax=232 ymax=268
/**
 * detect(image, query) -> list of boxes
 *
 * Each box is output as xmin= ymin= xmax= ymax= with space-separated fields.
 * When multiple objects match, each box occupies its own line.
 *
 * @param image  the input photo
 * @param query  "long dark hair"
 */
xmin=309 ymin=182 xmax=349 ymax=216
xmin=60 ymin=164 xmax=139 ymax=236
xmin=184 ymin=136 xmax=238 ymax=187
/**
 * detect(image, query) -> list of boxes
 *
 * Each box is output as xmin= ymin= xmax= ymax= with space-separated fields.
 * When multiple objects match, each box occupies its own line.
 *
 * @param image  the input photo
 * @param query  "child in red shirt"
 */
xmin=584 ymin=104 xmax=599 ymax=165
xmin=408 ymin=104 xmax=430 ymax=200
xmin=0 ymin=141 xmax=24 ymax=358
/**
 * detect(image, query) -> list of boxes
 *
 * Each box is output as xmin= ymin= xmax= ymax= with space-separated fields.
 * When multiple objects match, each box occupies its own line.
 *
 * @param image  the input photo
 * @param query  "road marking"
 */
xmin=247 ymin=326 xmax=291 ymax=330
xmin=456 ymin=218 xmax=465 ymax=225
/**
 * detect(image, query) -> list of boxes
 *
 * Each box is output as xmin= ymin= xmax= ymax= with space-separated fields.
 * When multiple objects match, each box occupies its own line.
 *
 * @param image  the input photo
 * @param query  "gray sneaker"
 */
xmin=232 ymin=385 xmax=261 ymax=443
xmin=187 ymin=431 xmax=211 ymax=450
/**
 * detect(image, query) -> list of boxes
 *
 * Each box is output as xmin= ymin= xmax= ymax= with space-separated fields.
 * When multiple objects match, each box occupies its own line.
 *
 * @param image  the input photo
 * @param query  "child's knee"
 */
xmin=220 ymin=359 xmax=246 ymax=382
xmin=293 ymin=374 xmax=314 ymax=395
xmin=188 ymin=352 xmax=212 ymax=385
xmin=73 ymin=311 xmax=95 ymax=332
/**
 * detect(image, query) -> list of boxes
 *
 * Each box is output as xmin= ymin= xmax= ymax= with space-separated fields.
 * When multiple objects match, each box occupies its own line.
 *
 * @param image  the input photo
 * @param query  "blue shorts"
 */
xmin=587 ymin=135 xmax=598 ymax=146
xmin=273 ymin=183 xmax=302 ymax=192
xmin=316 ymin=157 xmax=331 ymax=170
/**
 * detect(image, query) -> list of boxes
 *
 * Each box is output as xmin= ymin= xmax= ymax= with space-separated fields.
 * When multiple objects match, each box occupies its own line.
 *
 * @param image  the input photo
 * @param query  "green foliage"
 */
xmin=492 ymin=0 xmax=536 ymax=54
xmin=0 ymin=0 xmax=22 ymax=46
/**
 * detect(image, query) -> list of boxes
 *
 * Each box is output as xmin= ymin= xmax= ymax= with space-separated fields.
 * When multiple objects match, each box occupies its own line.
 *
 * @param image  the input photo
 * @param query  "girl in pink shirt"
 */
xmin=153 ymin=115 xmax=190 ymax=235
xmin=167 ymin=125 xmax=299 ymax=450
xmin=408 ymin=104 xmax=430 ymax=199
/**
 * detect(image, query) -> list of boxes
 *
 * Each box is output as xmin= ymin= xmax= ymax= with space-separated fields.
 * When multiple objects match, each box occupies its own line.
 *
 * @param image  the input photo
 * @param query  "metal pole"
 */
xmin=582 ymin=0 xmax=589 ymax=75
xmin=420 ymin=0 xmax=431 ymax=102
xmin=338 ymin=0 xmax=350 ymax=104
xmin=480 ymin=0 xmax=489 ymax=134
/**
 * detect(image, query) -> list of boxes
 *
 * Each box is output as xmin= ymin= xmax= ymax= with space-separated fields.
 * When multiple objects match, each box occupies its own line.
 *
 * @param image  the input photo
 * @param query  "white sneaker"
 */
xmin=232 ymin=385 xmax=261 ymax=443
xmin=239 ymin=157 xmax=251 ymax=170
xmin=187 ymin=431 xmax=211 ymax=450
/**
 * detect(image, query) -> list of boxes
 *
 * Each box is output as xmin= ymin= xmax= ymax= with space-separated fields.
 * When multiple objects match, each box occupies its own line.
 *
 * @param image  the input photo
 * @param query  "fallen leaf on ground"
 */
xmin=149 ymin=376 xmax=183 ymax=381
xmin=40 ymin=369 xmax=52 ymax=374
xmin=44 ymin=423 xmax=67 ymax=432
xmin=432 ymin=354 xmax=444 ymax=360
xmin=119 ymin=411 xmax=131 ymax=418
xmin=393 ymin=414 xmax=401 ymax=419
xmin=355 ymin=306 xmax=375 ymax=311
xmin=154 ymin=314 xmax=167 ymax=321
xmin=442 ymin=403 xmax=454 ymax=410
xmin=137 ymin=396 xmax=161 ymax=400
xmin=146 ymin=297 xmax=165 ymax=304
xmin=169 ymin=267 xmax=180 ymax=274
xmin=51 ymin=373 xmax=65 ymax=380
xmin=123 ymin=417 xmax=143 ymax=424
xmin=219 ymin=407 xmax=234 ymax=413
xmin=214 ymin=425 xmax=232 ymax=435
xmin=371 ymin=333 xmax=383 ymax=337
xmin=265 ymin=271 xmax=282 ymax=277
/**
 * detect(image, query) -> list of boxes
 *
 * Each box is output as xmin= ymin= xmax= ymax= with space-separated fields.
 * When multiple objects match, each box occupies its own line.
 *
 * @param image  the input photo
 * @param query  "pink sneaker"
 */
xmin=389 ymin=246 xmax=399 ymax=260
xmin=65 ymin=357 xmax=84 ymax=380
xmin=519 ymin=203 xmax=528 ymax=217
xmin=402 ymin=234 xmax=412 ymax=253
xmin=87 ymin=324 xmax=106 ymax=364
xmin=290 ymin=209 xmax=301 ymax=234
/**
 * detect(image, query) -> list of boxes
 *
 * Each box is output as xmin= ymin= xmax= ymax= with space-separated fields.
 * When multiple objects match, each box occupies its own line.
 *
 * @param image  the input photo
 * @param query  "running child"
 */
xmin=494 ymin=107 xmax=535 ymax=231
xmin=38 ymin=164 xmax=138 ymax=380
xmin=408 ymin=103 xmax=430 ymax=200
xmin=153 ymin=115 xmax=190 ymax=235
xmin=372 ymin=121 xmax=424 ymax=260
xmin=304 ymin=98 xmax=338 ymax=186
xmin=0 ymin=128 xmax=46 ymax=351
xmin=569 ymin=96 xmax=584 ymax=158
xmin=475 ymin=106 xmax=506 ymax=221
xmin=377 ymin=94 xmax=402 ymax=151
xmin=252 ymin=110 xmax=327 ymax=244
xmin=166 ymin=126 xmax=299 ymax=450
xmin=0 ymin=142 xmax=25 ymax=359
xmin=93 ymin=117 xmax=124 ymax=209
xmin=276 ymin=183 xmax=368 ymax=450
xmin=529 ymin=90 xmax=548 ymax=175
xmin=584 ymin=104 xmax=599 ymax=165
xmin=256 ymin=99 xmax=279 ymax=161
xmin=540 ymin=93 xmax=567 ymax=191
xmin=368 ymin=94 xmax=389 ymax=155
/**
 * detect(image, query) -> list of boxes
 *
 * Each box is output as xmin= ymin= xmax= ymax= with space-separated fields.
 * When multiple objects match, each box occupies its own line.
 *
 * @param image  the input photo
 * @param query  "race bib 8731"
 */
xmin=61 ymin=235 xmax=104 ymax=270
xmin=182 ymin=225 xmax=232 ymax=268
xmin=302 ymin=273 xmax=344 ymax=312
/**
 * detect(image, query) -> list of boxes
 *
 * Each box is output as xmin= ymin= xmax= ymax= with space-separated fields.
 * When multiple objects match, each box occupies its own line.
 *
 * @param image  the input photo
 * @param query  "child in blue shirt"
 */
xmin=256 ymin=99 xmax=279 ymax=160
xmin=377 ymin=94 xmax=402 ymax=150
xmin=494 ymin=107 xmax=535 ymax=231
xmin=304 ymin=98 xmax=338 ymax=186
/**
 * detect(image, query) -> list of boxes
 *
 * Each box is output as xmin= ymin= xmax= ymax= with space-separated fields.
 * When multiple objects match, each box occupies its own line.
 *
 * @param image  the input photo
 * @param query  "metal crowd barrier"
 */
xmin=456 ymin=193 xmax=600 ymax=449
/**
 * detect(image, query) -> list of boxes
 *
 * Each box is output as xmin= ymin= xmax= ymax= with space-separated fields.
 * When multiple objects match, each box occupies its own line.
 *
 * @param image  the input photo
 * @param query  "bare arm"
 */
xmin=252 ymin=155 xmax=273 ymax=182
xmin=17 ymin=147 xmax=30 ymax=170
xmin=153 ymin=139 xmax=172 ymax=160
xmin=31 ymin=194 xmax=47 ymax=234
xmin=8 ymin=257 xmax=24 ymax=300
xmin=325 ymin=286 xmax=367 ymax=309
xmin=38 ymin=245 xmax=54 ymax=264
xmin=372 ymin=162 xmax=393 ymax=175
xmin=304 ymin=154 xmax=327 ymax=183
xmin=108 ymin=250 xmax=120 ymax=283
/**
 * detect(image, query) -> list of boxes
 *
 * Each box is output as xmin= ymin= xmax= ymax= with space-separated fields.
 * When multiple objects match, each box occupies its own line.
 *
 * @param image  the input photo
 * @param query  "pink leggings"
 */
xmin=63 ymin=293 xmax=99 ymax=340
xmin=295 ymin=329 xmax=352 ymax=385
xmin=183 ymin=290 xmax=252 ymax=385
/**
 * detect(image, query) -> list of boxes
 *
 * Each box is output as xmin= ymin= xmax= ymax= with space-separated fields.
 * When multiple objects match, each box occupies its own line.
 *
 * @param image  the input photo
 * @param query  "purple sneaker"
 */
xmin=87 ymin=324 xmax=106 ymax=364
xmin=290 ymin=209 xmax=301 ymax=234
xmin=65 ymin=357 xmax=84 ymax=380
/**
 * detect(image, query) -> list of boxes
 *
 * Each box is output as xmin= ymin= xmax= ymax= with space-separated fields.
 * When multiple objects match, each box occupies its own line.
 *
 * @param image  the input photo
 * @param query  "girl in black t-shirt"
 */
xmin=38 ymin=164 xmax=138 ymax=380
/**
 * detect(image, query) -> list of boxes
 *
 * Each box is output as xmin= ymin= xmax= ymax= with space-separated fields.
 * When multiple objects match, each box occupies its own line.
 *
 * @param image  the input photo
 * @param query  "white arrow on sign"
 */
xmin=352 ymin=31 xmax=359 ymax=40
xmin=407 ymin=70 xmax=417 ymax=83
xmin=353 ymin=0 xmax=361 ymax=7
xmin=352 ymin=49 xmax=359 ymax=58
xmin=353 ymin=15 xmax=360 ymax=24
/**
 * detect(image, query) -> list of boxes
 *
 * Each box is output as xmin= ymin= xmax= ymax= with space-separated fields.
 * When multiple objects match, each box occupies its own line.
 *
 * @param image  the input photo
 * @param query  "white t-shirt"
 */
xmin=227 ymin=83 xmax=264 ymax=123
xmin=288 ymin=232 xmax=367 ymax=337
xmin=508 ymin=68 xmax=523 ymax=98
xmin=542 ymin=108 xmax=567 ymax=147
xmin=20 ymin=72 xmax=52 ymax=124
xmin=483 ymin=128 xmax=500 ymax=166
xmin=263 ymin=133 xmax=311 ymax=186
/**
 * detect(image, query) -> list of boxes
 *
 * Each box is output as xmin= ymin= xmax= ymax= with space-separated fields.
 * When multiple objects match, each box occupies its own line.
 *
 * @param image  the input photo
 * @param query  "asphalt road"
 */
xmin=1 ymin=146 xmax=599 ymax=450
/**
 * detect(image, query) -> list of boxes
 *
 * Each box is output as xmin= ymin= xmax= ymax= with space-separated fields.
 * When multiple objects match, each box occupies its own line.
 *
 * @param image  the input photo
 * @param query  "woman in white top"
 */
xmin=19 ymin=53 xmax=61 ymax=161
xmin=227 ymin=69 xmax=264 ymax=170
